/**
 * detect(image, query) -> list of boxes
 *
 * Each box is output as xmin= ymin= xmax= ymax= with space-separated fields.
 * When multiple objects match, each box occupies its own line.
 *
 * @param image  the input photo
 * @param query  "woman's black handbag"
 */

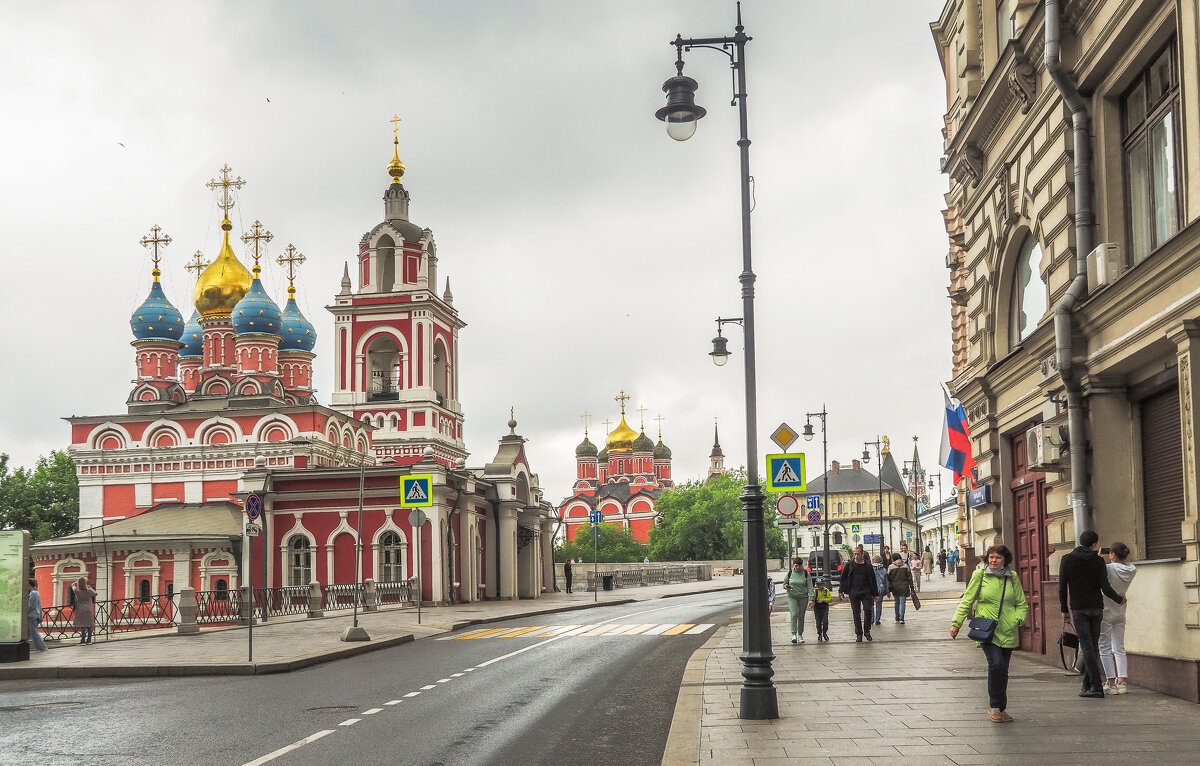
xmin=1059 ymin=629 xmax=1081 ymax=672
xmin=965 ymin=574 xmax=1007 ymax=642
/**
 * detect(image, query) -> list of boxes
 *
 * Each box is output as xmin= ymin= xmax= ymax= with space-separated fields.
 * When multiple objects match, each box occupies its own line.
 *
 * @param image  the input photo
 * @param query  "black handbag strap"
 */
xmin=995 ymin=574 xmax=1008 ymax=621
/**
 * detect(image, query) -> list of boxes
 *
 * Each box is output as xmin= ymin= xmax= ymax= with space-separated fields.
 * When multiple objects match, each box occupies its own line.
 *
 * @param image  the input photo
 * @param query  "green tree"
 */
xmin=0 ymin=451 xmax=79 ymax=542
xmin=554 ymin=522 xmax=646 ymax=563
xmin=647 ymin=469 xmax=788 ymax=563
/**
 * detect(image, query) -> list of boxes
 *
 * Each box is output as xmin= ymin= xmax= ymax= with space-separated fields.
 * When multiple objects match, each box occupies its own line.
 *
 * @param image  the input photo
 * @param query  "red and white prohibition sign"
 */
xmin=776 ymin=495 xmax=799 ymax=517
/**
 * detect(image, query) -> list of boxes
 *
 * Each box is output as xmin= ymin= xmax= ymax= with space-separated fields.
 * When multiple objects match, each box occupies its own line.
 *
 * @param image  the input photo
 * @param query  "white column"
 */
xmin=498 ymin=504 xmax=518 ymax=600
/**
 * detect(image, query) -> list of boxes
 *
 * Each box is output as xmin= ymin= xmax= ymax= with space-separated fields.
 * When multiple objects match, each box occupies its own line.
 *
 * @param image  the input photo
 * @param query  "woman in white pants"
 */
xmin=1099 ymin=541 xmax=1136 ymax=693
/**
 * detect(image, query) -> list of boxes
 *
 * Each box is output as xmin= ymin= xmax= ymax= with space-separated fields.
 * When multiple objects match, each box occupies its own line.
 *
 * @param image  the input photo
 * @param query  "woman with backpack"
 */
xmin=887 ymin=553 xmax=914 ymax=623
xmin=783 ymin=557 xmax=812 ymax=644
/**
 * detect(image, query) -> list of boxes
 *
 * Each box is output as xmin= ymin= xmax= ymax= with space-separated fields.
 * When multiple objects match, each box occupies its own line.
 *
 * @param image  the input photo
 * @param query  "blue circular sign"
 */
xmin=246 ymin=493 xmax=262 ymax=520
xmin=807 ymin=509 xmax=821 ymax=524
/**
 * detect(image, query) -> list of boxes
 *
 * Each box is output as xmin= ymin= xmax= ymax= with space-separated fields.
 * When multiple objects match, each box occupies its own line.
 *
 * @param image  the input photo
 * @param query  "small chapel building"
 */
xmin=32 ymin=129 xmax=556 ymax=606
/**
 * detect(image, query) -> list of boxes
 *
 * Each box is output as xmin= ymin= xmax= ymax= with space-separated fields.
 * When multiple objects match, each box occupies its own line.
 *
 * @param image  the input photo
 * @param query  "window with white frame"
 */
xmin=1123 ymin=42 xmax=1180 ymax=263
xmin=1010 ymin=234 xmax=1046 ymax=344
xmin=380 ymin=532 xmax=405 ymax=582
xmin=996 ymin=0 xmax=1017 ymax=49
xmin=289 ymin=536 xmax=312 ymax=586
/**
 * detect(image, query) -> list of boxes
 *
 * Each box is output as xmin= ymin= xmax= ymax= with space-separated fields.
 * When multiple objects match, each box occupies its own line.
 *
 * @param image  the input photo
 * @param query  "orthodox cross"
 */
xmin=654 ymin=414 xmax=667 ymax=440
xmin=205 ymin=163 xmax=246 ymax=217
xmin=185 ymin=250 xmax=209 ymax=278
xmin=614 ymin=389 xmax=631 ymax=414
xmin=139 ymin=225 xmax=172 ymax=280
xmin=602 ymin=418 xmax=613 ymax=435
xmin=580 ymin=410 xmax=592 ymax=437
xmin=276 ymin=243 xmax=306 ymax=296
xmin=391 ymin=113 xmax=402 ymax=140
xmin=636 ymin=405 xmax=648 ymax=430
xmin=241 ymin=220 xmax=273 ymax=274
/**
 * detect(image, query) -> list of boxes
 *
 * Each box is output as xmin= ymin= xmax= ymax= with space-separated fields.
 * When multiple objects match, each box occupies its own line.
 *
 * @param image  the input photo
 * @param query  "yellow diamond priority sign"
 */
xmin=770 ymin=423 xmax=798 ymax=452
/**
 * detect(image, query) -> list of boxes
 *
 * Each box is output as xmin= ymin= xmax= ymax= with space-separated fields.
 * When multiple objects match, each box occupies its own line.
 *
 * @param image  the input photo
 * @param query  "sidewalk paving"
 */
xmin=0 ymin=576 xmax=743 ymax=680
xmin=664 ymin=569 xmax=1200 ymax=766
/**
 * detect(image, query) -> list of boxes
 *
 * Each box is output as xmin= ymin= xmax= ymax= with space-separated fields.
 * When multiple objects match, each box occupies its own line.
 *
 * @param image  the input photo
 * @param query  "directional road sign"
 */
xmin=863 ymin=533 xmax=882 ymax=544
xmin=588 ymin=509 xmax=602 ymax=525
xmin=245 ymin=493 xmax=262 ymax=520
xmin=805 ymin=495 xmax=821 ymax=510
xmin=806 ymin=509 xmax=822 ymax=524
xmin=764 ymin=453 xmax=806 ymax=492
xmin=775 ymin=517 xmax=801 ymax=529
xmin=400 ymin=475 xmax=433 ymax=508
xmin=770 ymin=423 xmax=799 ymax=452
xmin=776 ymin=495 xmax=799 ymax=517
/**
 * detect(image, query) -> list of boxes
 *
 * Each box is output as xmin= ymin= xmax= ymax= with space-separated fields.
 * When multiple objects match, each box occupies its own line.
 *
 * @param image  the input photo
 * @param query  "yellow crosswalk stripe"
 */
xmin=490 ymin=626 xmax=544 ymax=638
xmin=455 ymin=628 xmax=509 ymax=639
xmin=662 ymin=623 xmax=696 ymax=635
xmin=582 ymin=624 xmax=623 ymax=636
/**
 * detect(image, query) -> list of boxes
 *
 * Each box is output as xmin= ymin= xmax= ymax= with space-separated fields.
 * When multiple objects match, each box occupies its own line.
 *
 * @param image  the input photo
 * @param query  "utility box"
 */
xmin=1086 ymin=243 xmax=1122 ymax=293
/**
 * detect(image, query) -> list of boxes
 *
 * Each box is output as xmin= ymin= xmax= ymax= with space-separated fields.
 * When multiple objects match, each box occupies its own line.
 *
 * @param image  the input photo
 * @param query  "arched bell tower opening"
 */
xmin=377 ymin=234 xmax=396 ymax=293
xmin=366 ymin=334 xmax=404 ymax=401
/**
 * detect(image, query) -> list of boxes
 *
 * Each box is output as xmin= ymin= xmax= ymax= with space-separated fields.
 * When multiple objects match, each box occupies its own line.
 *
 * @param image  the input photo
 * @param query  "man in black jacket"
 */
xmin=1060 ymin=530 xmax=1126 ymax=698
xmin=839 ymin=544 xmax=879 ymax=642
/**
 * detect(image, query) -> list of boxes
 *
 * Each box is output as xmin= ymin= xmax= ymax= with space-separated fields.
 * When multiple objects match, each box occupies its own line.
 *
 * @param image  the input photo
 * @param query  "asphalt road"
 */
xmin=0 ymin=590 xmax=740 ymax=766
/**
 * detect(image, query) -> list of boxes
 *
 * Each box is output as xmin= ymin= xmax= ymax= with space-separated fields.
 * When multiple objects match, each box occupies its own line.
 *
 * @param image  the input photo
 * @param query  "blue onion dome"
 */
xmin=654 ymin=438 xmax=672 ymax=460
xmin=575 ymin=434 xmax=598 ymax=458
xmin=130 ymin=280 xmax=185 ymax=341
xmin=280 ymin=293 xmax=317 ymax=352
xmin=180 ymin=310 xmax=204 ymax=357
xmin=232 ymin=276 xmax=283 ymax=336
xmin=633 ymin=429 xmax=655 ymax=452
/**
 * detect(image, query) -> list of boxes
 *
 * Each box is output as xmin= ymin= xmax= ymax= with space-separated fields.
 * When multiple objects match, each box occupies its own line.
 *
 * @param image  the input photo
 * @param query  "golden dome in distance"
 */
xmin=194 ymin=218 xmax=252 ymax=315
xmin=605 ymin=389 xmax=639 ymax=451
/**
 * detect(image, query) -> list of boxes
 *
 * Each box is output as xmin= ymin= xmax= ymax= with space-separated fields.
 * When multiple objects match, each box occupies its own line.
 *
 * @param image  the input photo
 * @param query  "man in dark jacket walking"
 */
xmin=839 ymin=544 xmax=879 ymax=641
xmin=1060 ymin=530 xmax=1126 ymax=697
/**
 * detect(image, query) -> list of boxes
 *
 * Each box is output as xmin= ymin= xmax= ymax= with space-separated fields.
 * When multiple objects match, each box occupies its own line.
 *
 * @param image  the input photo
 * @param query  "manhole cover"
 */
xmin=305 ymin=705 xmax=359 ymax=714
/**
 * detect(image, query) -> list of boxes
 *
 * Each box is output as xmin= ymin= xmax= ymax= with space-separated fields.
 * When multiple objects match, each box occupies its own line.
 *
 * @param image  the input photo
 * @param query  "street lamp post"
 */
xmin=802 ymin=408 xmax=829 ymax=581
xmin=861 ymin=438 xmax=884 ymax=556
xmin=928 ymin=472 xmax=944 ymax=550
xmin=665 ymin=3 xmax=776 ymax=720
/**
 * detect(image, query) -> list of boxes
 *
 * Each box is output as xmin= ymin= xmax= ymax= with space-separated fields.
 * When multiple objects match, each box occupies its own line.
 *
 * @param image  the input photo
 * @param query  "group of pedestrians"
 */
xmin=949 ymin=530 xmax=1134 ymax=724
xmin=25 ymin=576 xmax=97 ymax=650
xmin=937 ymin=546 xmax=960 ymax=576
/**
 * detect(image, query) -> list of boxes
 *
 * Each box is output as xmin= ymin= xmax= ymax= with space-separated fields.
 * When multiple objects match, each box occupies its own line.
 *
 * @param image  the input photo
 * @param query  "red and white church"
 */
xmin=32 ymin=132 xmax=556 ymax=607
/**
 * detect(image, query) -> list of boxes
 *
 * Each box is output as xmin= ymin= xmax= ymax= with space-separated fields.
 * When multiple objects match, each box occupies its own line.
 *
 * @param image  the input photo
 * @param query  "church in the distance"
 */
xmin=31 ymin=125 xmax=556 ymax=607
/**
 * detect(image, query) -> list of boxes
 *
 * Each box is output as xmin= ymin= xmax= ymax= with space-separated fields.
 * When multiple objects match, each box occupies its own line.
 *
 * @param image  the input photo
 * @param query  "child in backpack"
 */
xmin=809 ymin=577 xmax=834 ymax=641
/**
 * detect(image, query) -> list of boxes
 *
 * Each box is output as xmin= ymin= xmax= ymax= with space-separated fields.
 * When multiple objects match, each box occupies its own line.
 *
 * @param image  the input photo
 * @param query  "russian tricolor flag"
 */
xmin=940 ymin=383 xmax=975 ymax=486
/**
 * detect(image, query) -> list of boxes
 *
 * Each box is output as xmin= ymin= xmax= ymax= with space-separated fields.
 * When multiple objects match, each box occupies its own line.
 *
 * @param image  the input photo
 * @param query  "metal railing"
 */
xmin=196 ymin=589 xmax=240 ymax=625
xmin=252 ymin=585 xmax=310 ymax=618
xmin=38 ymin=594 xmax=177 ymax=642
xmin=371 ymin=579 xmax=416 ymax=606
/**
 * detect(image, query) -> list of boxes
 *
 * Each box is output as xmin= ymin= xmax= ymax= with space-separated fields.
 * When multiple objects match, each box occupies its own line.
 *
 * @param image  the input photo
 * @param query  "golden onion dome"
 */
xmin=605 ymin=414 xmax=639 ymax=452
xmin=194 ymin=219 xmax=252 ymax=316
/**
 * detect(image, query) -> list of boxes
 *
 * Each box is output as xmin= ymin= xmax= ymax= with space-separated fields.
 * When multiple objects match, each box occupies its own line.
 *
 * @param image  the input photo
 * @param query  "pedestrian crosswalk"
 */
xmin=439 ymin=623 xmax=716 ymax=640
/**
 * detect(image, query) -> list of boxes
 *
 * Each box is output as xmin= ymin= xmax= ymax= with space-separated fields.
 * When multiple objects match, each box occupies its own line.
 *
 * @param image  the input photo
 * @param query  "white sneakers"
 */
xmin=791 ymin=634 xmax=798 ymax=644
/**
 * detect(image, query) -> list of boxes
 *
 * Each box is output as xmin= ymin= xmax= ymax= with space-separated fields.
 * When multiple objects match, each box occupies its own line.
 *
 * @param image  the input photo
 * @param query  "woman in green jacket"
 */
xmin=783 ymin=557 xmax=812 ymax=644
xmin=950 ymin=544 xmax=1029 ymax=723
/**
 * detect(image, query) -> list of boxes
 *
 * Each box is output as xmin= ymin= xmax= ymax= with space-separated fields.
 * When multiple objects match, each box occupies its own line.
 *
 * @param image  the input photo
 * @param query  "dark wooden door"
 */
xmin=1011 ymin=429 xmax=1048 ymax=654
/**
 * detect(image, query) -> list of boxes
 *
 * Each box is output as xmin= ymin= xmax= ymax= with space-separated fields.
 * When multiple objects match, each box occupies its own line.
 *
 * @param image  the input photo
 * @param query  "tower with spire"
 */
xmin=327 ymin=117 xmax=466 ymax=466
xmin=707 ymin=421 xmax=727 ymax=479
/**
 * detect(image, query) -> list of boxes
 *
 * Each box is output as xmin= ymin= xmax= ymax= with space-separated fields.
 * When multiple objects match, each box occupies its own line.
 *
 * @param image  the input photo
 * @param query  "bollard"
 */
xmin=307 ymin=581 xmax=324 ymax=618
xmin=363 ymin=579 xmax=378 ymax=612
xmin=177 ymin=587 xmax=199 ymax=635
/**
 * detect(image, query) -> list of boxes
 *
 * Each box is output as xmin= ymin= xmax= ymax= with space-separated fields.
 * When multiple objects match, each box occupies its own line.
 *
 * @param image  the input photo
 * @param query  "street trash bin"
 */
xmin=602 ymin=574 xmax=614 ymax=591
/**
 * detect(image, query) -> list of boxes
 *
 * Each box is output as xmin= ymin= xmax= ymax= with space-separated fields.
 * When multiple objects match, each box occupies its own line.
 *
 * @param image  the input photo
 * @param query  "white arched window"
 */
xmin=380 ymin=532 xmax=405 ymax=582
xmin=1011 ymin=234 xmax=1046 ymax=344
xmin=288 ymin=536 xmax=312 ymax=586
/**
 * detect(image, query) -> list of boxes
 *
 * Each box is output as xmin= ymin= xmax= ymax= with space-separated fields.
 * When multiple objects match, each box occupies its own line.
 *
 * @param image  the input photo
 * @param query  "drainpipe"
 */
xmin=1045 ymin=0 xmax=1093 ymax=536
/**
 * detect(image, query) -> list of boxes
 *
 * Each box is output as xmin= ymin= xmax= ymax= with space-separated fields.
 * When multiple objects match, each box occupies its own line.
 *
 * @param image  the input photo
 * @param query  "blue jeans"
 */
xmin=28 ymin=616 xmax=46 ymax=650
xmin=894 ymin=594 xmax=907 ymax=620
xmin=873 ymin=596 xmax=884 ymax=624
xmin=981 ymin=642 xmax=1013 ymax=710
xmin=1072 ymin=609 xmax=1105 ymax=691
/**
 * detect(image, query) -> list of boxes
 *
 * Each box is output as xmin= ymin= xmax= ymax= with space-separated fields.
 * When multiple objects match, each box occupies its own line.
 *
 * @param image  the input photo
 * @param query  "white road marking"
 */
xmin=362 ymin=708 xmax=382 ymax=715
xmin=557 ymin=624 xmax=599 ymax=636
xmin=339 ymin=719 xmax=360 ymax=726
xmin=642 ymin=624 xmax=673 ymax=635
xmin=404 ymin=692 xmax=421 ymax=698
xmin=451 ymin=673 xmax=464 ymax=677
xmin=685 ymin=624 xmax=715 ymax=634
xmin=384 ymin=700 xmax=403 ymax=705
xmin=436 ymin=678 xmax=451 ymax=683
xmin=464 ymin=667 xmax=476 ymax=671
xmin=420 ymin=684 xmax=436 ymax=690
xmin=239 ymin=730 xmax=334 ymax=766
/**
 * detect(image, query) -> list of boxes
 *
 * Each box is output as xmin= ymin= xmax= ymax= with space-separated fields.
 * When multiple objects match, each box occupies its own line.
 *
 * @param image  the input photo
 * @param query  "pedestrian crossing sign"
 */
xmin=400 ymin=474 xmax=433 ymax=507
xmin=764 ymin=453 xmax=806 ymax=492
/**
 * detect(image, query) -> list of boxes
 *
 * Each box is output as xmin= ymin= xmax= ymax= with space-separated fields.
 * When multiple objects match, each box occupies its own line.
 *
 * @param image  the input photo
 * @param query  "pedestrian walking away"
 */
xmin=950 ymin=544 xmax=1029 ymax=723
xmin=1099 ymin=541 xmax=1137 ymax=695
xmin=784 ymin=557 xmax=812 ymax=644
xmin=922 ymin=546 xmax=934 ymax=578
xmin=887 ymin=553 xmax=914 ymax=623
xmin=871 ymin=555 xmax=888 ymax=626
xmin=71 ymin=576 xmax=98 ymax=645
xmin=563 ymin=558 xmax=573 ymax=594
xmin=948 ymin=548 xmax=958 ymax=574
xmin=1059 ymin=530 xmax=1126 ymax=698
xmin=838 ymin=545 xmax=879 ymax=641
xmin=809 ymin=577 xmax=834 ymax=641
xmin=27 ymin=578 xmax=46 ymax=652
xmin=938 ymin=548 xmax=948 ymax=577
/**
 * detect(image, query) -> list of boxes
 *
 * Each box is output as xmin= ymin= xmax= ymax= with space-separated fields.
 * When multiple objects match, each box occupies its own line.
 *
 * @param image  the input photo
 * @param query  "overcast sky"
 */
xmin=0 ymin=0 xmax=956 ymax=505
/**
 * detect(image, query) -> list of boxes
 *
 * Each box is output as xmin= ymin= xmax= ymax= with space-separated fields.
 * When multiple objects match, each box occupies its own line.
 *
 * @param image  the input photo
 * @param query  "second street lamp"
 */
xmin=660 ymin=4 xmax=776 ymax=720
xmin=862 ymin=438 xmax=884 ymax=556
xmin=802 ymin=407 xmax=830 ymax=583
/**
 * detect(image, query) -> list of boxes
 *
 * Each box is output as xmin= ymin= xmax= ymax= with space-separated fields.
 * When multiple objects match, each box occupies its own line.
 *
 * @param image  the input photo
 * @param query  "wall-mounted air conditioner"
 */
xmin=1026 ymin=423 xmax=1062 ymax=471
xmin=1086 ymin=243 xmax=1122 ymax=293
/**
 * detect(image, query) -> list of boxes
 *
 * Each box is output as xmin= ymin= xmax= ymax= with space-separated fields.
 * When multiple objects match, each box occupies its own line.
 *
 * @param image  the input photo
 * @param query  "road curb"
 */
xmin=661 ymin=622 xmax=730 ymax=766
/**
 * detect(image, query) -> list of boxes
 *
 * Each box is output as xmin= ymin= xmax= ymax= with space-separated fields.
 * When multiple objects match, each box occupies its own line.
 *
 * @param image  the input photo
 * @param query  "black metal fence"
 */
xmin=37 ymin=594 xmax=177 ymax=642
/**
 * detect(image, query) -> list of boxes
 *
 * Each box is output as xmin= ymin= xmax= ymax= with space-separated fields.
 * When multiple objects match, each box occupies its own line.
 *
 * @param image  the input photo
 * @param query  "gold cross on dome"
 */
xmin=654 ymin=414 xmax=667 ymax=440
xmin=614 ymin=390 xmax=631 ymax=414
xmin=139 ymin=224 xmax=172 ymax=279
xmin=205 ymin=163 xmax=246 ymax=216
xmin=636 ymin=405 xmax=648 ymax=429
xmin=241 ymin=220 xmax=273 ymax=272
xmin=276 ymin=244 xmax=307 ymax=296
xmin=602 ymin=418 xmax=613 ymax=434
xmin=391 ymin=114 xmax=402 ymax=140
xmin=580 ymin=410 xmax=592 ymax=436
xmin=185 ymin=250 xmax=209 ymax=277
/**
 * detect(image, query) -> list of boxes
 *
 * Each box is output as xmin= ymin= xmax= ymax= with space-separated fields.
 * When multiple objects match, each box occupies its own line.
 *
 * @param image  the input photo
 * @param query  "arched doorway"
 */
xmin=1011 ymin=428 xmax=1048 ymax=653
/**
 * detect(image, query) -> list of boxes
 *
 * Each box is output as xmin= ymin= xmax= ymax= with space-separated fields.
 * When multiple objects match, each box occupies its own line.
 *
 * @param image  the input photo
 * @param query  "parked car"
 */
xmin=805 ymin=549 xmax=845 ymax=586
